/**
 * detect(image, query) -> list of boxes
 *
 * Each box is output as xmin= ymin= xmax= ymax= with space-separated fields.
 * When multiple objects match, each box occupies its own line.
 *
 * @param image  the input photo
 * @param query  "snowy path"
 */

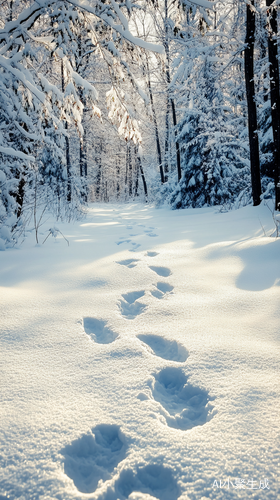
xmin=0 ymin=203 xmax=280 ymax=500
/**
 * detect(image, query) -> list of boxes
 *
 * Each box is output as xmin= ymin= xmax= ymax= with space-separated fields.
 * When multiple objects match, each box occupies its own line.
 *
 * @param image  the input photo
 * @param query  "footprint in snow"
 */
xmin=137 ymin=335 xmax=188 ymax=363
xmin=144 ymin=229 xmax=158 ymax=237
xmin=130 ymin=243 xmax=141 ymax=252
xmin=118 ymin=290 xmax=147 ymax=319
xmin=146 ymin=251 xmax=159 ymax=257
xmin=117 ymin=258 xmax=139 ymax=268
xmin=83 ymin=317 xmax=118 ymax=344
xmin=61 ymin=424 xmax=127 ymax=494
xmin=122 ymin=291 xmax=145 ymax=303
xmin=151 ymin=282 xmax=174 ymax=299
xmin=116 ymin=239 xmax=132 ymax=245
xmin=114 ymin=464 xmax=180 ymax=500
xmin=149 ymin=367 xmax=214 ymax=431
xmin=127 ymin=494 xmax=158 ymax=500
xmin=149 ymin=266 xmax=171 ymax=278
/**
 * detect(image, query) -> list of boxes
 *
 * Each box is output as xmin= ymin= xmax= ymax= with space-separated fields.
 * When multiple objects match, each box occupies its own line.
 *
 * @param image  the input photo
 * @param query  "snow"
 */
xmin=0 ymin=202 xmax=280 ymax=499
xmin=0 ymin=146 xmax=35 ymax=161
xmin=186 ymin=0 xmax=215 ymax=9
xmin=0 ymin=55 xmax=45 ymax=104
xmin=99 ymin=14 xmax=164 ymax=54
xmin=66 ymin=0 xmax=164 ymax=53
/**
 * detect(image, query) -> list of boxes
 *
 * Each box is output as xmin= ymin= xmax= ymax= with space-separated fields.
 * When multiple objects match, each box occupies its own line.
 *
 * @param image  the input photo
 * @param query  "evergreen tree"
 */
xmin=170 ymin=77 xmax=250 ymax=208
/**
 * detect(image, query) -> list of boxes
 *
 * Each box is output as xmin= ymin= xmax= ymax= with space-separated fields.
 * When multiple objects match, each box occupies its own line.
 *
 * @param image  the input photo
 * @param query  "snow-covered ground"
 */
xmin=0 ymin=202 xmax=280 ymax=500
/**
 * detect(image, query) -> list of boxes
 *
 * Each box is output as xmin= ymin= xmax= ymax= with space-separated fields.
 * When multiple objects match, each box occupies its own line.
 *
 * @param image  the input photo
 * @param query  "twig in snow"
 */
xmin=42 ymin=227 xmax=69 ymax=246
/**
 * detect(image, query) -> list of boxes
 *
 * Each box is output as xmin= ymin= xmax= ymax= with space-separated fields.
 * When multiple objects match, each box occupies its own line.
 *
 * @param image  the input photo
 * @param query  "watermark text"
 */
xmin=212 ymin=478 xmax=269 ymax=490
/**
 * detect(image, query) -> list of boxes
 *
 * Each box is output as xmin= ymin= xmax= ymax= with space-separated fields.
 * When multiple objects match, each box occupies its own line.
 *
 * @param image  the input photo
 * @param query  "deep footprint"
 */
xmin=115 ymin=464 xmax=180 ymax=500
xmin=116 ymin=239 xmax=132 ymax=245
xmin=144 ymin=229 xmax=158 ymax=238
xmin=137 ymin=335 xmax=188 ymax=362
xmin=150 ymin=367 xmax=214 ymax=430
xmin=83 ymin=318 xmax=118 ymax=344
xmin=149 ymin=266 xmax=171 ymax=278
xmin=116 ymin=259 xmax=139 ymax=268
xmin=130 ymin=243 xmax=141 ymax=252
xmin=151 ymin=282 xmax=174 ymax=299
xmin=122 ymin=290 xmax=145 ymax=304
xmin=119 ymin=293 xmax=147 ymax=320
xmin=61 ymin=424 xmax=127 ymax=494
xmin=146 ymin=252 xmax=159 ymax=257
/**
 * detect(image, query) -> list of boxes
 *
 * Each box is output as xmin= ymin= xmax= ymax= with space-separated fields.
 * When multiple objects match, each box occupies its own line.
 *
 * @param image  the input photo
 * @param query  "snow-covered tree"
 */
xmin=0 ymin=0 xmax=163 ymax=247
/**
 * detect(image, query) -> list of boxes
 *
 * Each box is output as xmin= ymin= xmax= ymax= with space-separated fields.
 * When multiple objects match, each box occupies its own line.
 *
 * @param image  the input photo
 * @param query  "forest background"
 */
xmin=1 ymin=0 xmax=280 ymax=250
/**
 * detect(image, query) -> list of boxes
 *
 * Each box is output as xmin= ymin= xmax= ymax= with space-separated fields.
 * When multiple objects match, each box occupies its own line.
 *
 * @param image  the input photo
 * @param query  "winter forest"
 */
xmin=1 ymin=1 xmax=280 ymax=499
xmin=1 ymin=0 xmax=280 ymax=249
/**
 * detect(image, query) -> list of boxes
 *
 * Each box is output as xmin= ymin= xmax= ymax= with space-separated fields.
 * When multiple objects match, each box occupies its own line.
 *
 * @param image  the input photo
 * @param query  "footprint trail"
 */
xmin=77 ymin=227 xmax=214 ymax=500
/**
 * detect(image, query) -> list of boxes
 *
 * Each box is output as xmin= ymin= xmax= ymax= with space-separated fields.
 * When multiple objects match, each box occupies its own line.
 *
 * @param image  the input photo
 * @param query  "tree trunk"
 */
xmin=145 ymin=56 xmax=165 ymax=184
xmin=135 ymin=146 xmax=148 ymax=199
xmin=9 ymin=1 xmax=13 ymax=21
xmin=266 ymin=0 xmax=280 ymax=210
xmin=134 ymin=161 xmax=139 ymax=197
xmin=164 ymin=0 xmax=181 ymax=182
xmin=170 ymin=99 xmax=181 ymax=181
xmin=244 ymin=1 xmax=261 ymax=206
xmin=128 ymin=143 xmax=133 ymax=196
xmin=79 ymin=128 xmax=88 ymax=202
xmin=164 ymin=96 xmax=169 ymax=182
xmin=95 ymin=140 xmax=102 ymax=200
xmin=61 ymin=60 xmax=71 ymax=203
xmin=15 ymin=170 xmax=25 ymax=219
xmin=79 ymin=92 xmax=88 ymax=202
xmin=125 ymin=144 xmax=128 ymax=186
xmin=116 ymin=158 xmax=120 ymax=198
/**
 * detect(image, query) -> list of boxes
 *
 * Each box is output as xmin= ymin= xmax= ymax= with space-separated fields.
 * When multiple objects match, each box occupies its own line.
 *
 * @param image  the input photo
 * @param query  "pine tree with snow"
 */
xmin=171 ymin=66 xmax=251 ymax=209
